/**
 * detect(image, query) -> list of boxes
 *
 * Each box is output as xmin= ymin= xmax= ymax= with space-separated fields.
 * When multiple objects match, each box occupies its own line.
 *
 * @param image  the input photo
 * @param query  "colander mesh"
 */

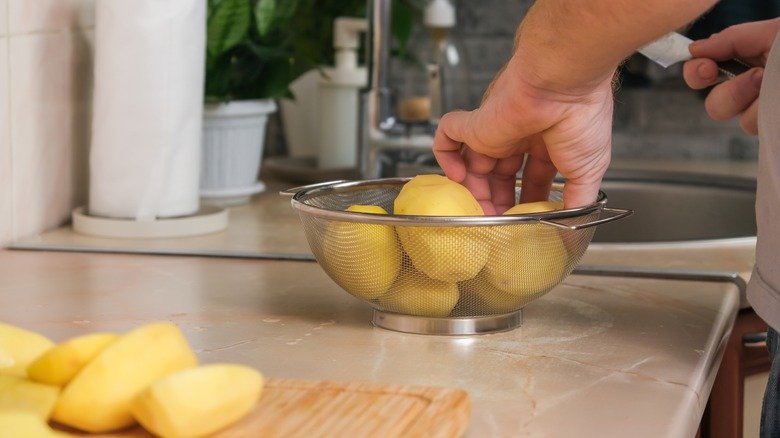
xmin=297 ymin=182 xmax=598 ymax=317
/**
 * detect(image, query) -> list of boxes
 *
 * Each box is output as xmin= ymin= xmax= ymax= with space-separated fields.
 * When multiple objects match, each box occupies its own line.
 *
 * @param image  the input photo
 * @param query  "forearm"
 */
xmin=513 ymin=0 xmax=718 ymax=93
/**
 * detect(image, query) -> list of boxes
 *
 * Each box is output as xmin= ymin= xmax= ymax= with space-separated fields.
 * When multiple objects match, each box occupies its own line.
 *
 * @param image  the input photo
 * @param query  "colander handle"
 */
xmin=279 ymin=180 xmax=349 ymax=197
xmin=540 ymin=207 xmax=633 ymax=230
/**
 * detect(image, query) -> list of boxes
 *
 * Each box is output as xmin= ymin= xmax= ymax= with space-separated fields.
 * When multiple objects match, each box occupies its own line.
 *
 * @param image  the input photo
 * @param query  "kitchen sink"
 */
xmin=592 ymin=170 xmax=757 ymax=243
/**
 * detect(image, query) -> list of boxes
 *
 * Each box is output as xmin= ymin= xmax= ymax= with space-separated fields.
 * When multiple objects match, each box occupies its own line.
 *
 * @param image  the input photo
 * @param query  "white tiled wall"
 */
xmin=0 ymin=37 xmax=10 ymax=245
xmin=9 ymin=0 xmax=94 ymax=35
xmin=0 ymin=0 xmax=7 ymax=37
xmin=0 ymin=0 xmax=94 ymax=245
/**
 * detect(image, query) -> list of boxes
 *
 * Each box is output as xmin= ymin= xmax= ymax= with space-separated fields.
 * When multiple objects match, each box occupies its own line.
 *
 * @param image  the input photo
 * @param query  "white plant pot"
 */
xmin=200 ymin=99 xmax=277 ymax=205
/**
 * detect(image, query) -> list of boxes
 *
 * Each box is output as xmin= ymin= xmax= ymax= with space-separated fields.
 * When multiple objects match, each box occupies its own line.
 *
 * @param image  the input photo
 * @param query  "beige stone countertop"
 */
xmin=9 ymin=179 xmax=314 ymax=258
xmin=0 ymin=250 xmax=739 ymax=437
xmin=584 ymin=238 xmax=756 ymax=307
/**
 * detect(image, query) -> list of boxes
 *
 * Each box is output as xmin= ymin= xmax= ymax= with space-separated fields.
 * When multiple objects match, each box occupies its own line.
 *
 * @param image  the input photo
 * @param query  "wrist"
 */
xmin=503 ymin=54 xmax=616 ymax=102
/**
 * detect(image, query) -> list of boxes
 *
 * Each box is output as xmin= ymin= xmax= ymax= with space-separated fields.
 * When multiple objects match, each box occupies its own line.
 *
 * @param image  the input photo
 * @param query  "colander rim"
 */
xmin=288 ymin=177 xmax=609 ymax=227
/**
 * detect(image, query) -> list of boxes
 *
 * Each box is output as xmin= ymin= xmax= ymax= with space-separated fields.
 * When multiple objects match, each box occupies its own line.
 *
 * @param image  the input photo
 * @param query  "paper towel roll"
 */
xmin=89 ymin=0 xmax=205 ymax=220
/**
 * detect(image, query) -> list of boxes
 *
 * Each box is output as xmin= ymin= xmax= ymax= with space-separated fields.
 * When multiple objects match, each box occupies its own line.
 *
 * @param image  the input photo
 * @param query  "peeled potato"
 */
xmin=461 ymin=272 xmax=542 ymax=314
xmin=52 ymin=322 xmax=198 ymax=433
xmin=0 ymin=411 xmax=70 ymax=438
xmin=0 ymin=322 xmax=54 ymax=377
xmin=322 ymin=205 xmax=401 ymax=299
xmin=394 ymin=175 xmax=488 ymax=282
xmin=132 ymin=364 xmax=263 ymax=438
xmin=381 ymin=270 xmax=459 ymax=317
xmin=0 ymin=375 xmax=59 ymax=420
xmin=484 ymin=201 xmax=568 ymax=295
xmin=27 ymin=332 xmax=118 ymax=387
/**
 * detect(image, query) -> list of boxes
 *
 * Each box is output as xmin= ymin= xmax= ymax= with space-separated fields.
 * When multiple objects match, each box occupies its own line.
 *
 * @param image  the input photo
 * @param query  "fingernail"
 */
xmin=689 ymin=38 xmax=708 ymax=52
xmin=697 ymin=62 xmax=716 ymax=79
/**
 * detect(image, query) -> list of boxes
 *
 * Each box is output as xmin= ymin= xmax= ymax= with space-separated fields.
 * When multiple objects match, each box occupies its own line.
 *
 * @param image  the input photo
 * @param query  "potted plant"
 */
xmin=201 ymin=0 xmax=309 ymax=205
xmin=279 ymin=0 xmax=422 ymax=160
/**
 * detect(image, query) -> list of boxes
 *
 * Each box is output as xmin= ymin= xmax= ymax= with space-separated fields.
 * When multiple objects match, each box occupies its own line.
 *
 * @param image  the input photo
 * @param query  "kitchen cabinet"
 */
xmin=703 ymin=308 xmax=770 ymax=438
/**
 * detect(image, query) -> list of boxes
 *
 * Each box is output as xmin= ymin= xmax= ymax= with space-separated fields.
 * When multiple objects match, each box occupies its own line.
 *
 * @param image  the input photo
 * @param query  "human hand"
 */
xmin=432 ymin=59 xmax=614 ymax=214
xmin=683 ymin=18 xmax=780 ymax=135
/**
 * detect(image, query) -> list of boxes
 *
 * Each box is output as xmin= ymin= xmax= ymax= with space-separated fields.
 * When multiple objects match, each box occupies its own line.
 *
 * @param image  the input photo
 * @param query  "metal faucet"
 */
xmin=360 ymin=0 xmax=437 ymax=178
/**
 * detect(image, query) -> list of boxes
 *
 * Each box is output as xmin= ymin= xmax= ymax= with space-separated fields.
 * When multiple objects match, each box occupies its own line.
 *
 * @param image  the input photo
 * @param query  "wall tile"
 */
xmin=0 ymin=0 xmax=8 ymax=36
xmin=9 ymin=29 xmax=92 ymax=239
xmin=0 ymin=38 xmax=10 ymax=245
xmin=9 ymin=0 xmax=94 ymax=35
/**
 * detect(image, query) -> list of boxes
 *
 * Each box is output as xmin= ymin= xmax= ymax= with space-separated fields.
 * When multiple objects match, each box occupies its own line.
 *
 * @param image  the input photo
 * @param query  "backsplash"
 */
xmin=0 ymin=0 xmax=94 ymax=245
xmin=451 ymin=0 xmax=758 ymax=160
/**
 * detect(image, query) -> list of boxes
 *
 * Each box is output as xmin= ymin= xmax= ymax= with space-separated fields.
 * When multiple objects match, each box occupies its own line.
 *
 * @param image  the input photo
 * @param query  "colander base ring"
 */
xmin=371 ymin=310 xmax=522 ymax=335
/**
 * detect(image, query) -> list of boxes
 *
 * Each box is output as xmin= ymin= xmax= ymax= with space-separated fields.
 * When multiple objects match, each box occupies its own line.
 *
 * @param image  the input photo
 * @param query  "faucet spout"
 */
xmin=360 ymin=0 xmax=437 ymax=179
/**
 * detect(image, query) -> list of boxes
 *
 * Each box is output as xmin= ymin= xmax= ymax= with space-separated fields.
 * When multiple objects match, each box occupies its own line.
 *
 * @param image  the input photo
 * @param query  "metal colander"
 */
xmin=284 ymin=178 xmax=631 ymax=335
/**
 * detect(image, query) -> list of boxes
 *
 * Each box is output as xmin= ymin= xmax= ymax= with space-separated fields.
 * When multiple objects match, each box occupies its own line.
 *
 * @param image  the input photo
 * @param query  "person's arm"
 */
xmin=433 ymin=0 xmax=718 ymax=213
xmin=515 ymin=0 xmax=719 ymax=92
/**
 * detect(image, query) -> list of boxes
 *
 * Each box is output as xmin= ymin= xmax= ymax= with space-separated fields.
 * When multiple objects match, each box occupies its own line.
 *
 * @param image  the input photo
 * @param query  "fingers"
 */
xmin=519 ymin=156 xmax=557 ymax=204
xmin=703 ymin=67 xmax=763 ymax=122
xmin=562 ymin=178 xmax=603 ymax=210
xmin=739 ymin=99 xmax=759 ymax=135
xmin=433 ymin=111 xmax=472 ymax=183
xmin=490 ymin=153 xmax=525 ymax=214
xmin=683 ymin=58 xmax=719 ymax=89
xmin=688 ymin=20 xmax=778 ymax=62
xmin=461 ymin=148 xmax=498 ymax=215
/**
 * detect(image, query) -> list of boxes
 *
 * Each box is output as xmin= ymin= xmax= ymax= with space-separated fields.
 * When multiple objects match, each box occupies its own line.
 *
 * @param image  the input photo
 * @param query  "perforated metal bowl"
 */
xmin=284 ymin=178 xmax=631 ymax=335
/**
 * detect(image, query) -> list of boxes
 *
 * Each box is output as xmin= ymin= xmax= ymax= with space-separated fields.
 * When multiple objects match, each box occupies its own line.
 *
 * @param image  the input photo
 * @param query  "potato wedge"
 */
xmin=0 ymin=322 xmax=54 ymax=377
xmin=0 ymin=411 xmax=70 ymax=438
xmin=52 ymin=322 xmax=197 ymax=433
xmin=132 ymin=364 xmax=263 ymax=438
xmin=27 ymin=332 xmax=119 ymax=387
xmin=0 ymin=375 xmax=59 ymax=420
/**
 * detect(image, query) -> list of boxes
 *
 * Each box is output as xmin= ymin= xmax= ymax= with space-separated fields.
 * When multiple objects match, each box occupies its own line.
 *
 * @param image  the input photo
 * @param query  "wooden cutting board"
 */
xmin=80 ymin=379 xmax=470 ymax=438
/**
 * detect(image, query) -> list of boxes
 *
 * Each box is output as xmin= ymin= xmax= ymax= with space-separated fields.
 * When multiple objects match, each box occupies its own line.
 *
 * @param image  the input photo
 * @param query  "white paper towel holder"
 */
xmin=71 ymin=206 xmax=228 ymax=239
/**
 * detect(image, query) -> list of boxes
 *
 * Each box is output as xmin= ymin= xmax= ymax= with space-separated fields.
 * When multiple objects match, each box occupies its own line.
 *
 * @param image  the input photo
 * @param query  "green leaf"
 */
xmin=255 ymin=0 xmax=276 ymax=38
xmin=207 ymin=0 xmax=251 ymax=57
xmin=392 ymin=0 xmax=416 ymax=60
xmin=275 ymin=0 xmax=299 ymax=24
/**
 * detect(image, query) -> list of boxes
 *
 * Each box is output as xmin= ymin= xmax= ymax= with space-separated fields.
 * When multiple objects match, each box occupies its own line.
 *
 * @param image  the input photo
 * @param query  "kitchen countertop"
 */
xmin=9 ymin=179 xmax=313 ymax=258
xmin=584 ymin=238 xmax=756 ymax=307
xmin=0 ymin=250 xmax=739 ymax=437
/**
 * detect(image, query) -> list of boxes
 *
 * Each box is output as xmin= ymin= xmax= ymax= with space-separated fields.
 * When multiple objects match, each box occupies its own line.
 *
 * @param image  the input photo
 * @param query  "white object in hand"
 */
xmin=637 ymin=32 xmax=694 ymax=68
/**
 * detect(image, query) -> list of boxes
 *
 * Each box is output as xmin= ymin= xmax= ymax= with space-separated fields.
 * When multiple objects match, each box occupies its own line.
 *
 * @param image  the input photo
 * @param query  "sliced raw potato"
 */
xmin=322 ymin=205 xmax=401 ymax=299
xmin=52 ymin=322 xmax=198 ymax=433
xmin=132 ymin=364 xmax=264 ymax=438
xmin=382 ymin=270 xmax=459 ymax=317
xmin=0 ymin=411 xmax=70 ymax=438
xmin=0 ymin=322 xmax=54 ymax=377
xmin=394 ymin=175 xmax=488 ymax=282
xmin=27 ymin=332 xmax=119 ymax=387
xmin=0 ymin=375 xmax=60 ymax=420
xmin=484 ymin=201 xmax=568 ymax=295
